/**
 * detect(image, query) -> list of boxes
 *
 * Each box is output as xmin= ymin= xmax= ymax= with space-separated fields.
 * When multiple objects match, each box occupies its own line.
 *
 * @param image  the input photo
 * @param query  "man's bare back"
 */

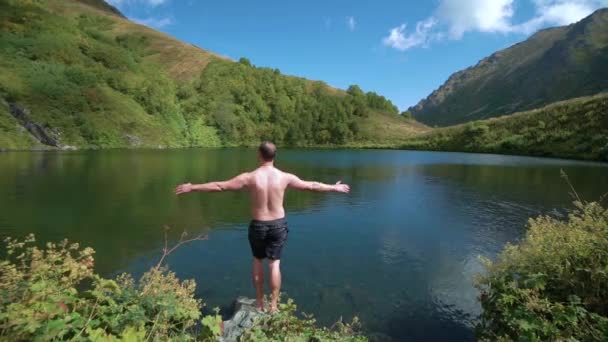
xmin=174 ymin=142 xmax=349 ymax=312
xmin=245 ymin=166 xmax=289 ymax=221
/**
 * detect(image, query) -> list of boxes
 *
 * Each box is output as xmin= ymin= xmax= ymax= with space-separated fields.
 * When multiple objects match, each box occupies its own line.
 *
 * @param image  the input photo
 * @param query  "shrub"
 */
xmin=476 ymin=201 xmax=608 ymax=341
xmin=464 ymin=121 xmax=490 ymax=146
xmin=64 ymin=65 xmax=98 ymax=88
xmin=135 ymin=76 xmax=178 ymax=116
xmin=79 ymin=39 xmax=137 ymax=71
xmin=116 ymin=33 xmax=148 ymax=57
xmin=0 ymin=234 xmax=201 ymax=341
xmin=499 ymin=134 xmax=526 ymax=151
xmin=27 ymin=63 xmax=89 ymax=110
xmin=400 ymin=111 xmax=413 ymax=119
xmin=238 ymin=57 xmax=252 ymax=67
xmin=241 ymin=298 xmax=367 ymax=341
xmin=465 ymin=121 xmax=489 ymax=136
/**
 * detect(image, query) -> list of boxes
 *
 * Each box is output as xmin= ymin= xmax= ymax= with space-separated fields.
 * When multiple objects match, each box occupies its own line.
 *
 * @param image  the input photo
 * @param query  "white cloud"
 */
xmin=132 ymin=16 xmax=173 ymax=28
xmin=347 ymin=16 xmax=356 ymax=31
xmin=436 ymin=0 xmax=515 ymax=39
xmin=383 ymin=18 xmax=439 ymax=51
xmin=383 ymin=0 xmax=606 ymax=51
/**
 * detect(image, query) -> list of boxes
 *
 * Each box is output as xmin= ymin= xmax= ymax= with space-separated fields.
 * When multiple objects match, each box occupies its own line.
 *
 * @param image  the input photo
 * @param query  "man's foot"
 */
xmin=268 ymin=305 xmax=279 ymax=315
xmin=255 ymin=299 xmax=264 ymax=311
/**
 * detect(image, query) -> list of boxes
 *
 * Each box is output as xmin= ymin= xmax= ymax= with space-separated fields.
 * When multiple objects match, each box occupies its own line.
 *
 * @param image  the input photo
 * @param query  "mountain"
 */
xmin=0 ymin=0 xmax=424 ymax=150
xmin=409 ymin=8 xmax=608 ymax=127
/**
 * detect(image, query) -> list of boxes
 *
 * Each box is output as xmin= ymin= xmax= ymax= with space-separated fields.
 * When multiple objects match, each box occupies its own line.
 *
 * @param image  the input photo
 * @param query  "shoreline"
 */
xmin=1 ymin=144 xmax=606 ymax=164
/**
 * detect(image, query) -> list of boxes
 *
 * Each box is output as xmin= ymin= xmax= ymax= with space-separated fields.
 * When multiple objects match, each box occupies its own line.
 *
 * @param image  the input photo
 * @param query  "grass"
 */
xmin=48 ymin=0 xmax=227 ymax=81
xmin=356 ymin=111 xmax=430 ymax=145
xmin=401 ymin=93 xmax=608 ymax=162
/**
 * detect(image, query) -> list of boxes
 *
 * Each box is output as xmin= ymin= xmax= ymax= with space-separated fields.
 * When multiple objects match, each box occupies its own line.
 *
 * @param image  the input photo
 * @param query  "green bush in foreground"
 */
xmin=0 ymin=234 xmax=366 ymax=341
xmin=0 ymin=234 xmax=201 ymax=341
xmin=242 ymin=299 xmax=365 ymax=342
xmin=476 ymin=201 xmax=608 ymax=341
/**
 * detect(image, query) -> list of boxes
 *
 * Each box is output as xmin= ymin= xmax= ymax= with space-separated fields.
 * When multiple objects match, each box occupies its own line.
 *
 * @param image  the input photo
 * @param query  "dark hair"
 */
xmin=258 ymin=141 xmax=276 ymax=161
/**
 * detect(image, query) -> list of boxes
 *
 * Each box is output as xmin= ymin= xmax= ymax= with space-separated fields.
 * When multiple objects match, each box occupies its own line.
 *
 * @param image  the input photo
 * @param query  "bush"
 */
xmin=499 ymin=134 xmax=526 ymax=151
xmin=27 ymin=62 xmax=90 ymax=113
xmin=476 ymin=201 xmax=608 ymax=341
xmin=400 ymin=111 xmax=413 ymax=119
xmin=242 ymin=298 xmax=367 ymax=341
xmin=79 ymin=39 xmax=137 ymax=71
xmin=464 ymin=121 xmax=490 ymax=146
xmin=0 ymin=234 xmax=201 ymax=341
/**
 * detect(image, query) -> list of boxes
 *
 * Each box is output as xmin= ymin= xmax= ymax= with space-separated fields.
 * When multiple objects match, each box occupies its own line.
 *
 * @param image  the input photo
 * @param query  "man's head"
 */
xmin=258 ymin=141 xmax=277 ymax=162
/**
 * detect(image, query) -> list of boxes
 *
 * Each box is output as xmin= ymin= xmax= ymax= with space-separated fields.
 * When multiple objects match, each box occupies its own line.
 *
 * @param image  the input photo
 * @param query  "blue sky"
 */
xmin=107 ymin=0 xmax=607 ymax=111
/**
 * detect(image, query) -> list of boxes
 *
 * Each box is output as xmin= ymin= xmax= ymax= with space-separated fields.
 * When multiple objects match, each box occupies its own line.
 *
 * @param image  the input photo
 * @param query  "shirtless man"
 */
xmin=174 ymin=141 xmax=350 ymax=312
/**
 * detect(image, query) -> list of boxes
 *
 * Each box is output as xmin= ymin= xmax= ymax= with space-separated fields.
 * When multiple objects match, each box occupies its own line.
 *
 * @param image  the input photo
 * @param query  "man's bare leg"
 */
xmin=268 ymin=259 xmax=281 ymax=312
xmin=252 ymin=258 xmax=264 ymax=310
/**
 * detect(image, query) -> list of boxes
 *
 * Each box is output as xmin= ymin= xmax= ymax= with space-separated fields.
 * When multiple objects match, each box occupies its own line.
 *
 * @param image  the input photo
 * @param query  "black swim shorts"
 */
xmin=248 ymin=218 xmax=288 ymax=260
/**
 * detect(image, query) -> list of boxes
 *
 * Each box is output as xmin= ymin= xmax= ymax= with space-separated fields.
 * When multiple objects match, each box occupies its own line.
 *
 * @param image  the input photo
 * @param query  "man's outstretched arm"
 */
xmin=175 ymin=173 xmax=250 ymax=195
xmin=286 ymin=173 xmax=350 ymax=193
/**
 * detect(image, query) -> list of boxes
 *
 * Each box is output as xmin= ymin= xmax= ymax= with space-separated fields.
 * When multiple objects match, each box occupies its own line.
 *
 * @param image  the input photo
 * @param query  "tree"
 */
xmin=238 ymin=57 xmax=252 ymax=67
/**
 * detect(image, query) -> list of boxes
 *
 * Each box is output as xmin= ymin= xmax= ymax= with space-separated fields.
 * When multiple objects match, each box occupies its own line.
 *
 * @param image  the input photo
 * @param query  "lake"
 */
xmin=1 ymin=149 xmax=607 ymax=341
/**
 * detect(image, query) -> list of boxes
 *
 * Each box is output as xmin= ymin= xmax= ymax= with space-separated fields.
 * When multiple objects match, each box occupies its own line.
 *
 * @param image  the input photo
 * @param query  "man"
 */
xmin=174 ymin=141 xmax=350 ymax=312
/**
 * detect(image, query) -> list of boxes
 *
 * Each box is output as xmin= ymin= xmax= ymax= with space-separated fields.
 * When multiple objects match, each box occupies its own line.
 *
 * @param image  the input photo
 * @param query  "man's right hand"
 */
xmin=333 ymin=181 xmax=350 ymax=193
xmin=175 ymin=183 xmax=193 ymax=195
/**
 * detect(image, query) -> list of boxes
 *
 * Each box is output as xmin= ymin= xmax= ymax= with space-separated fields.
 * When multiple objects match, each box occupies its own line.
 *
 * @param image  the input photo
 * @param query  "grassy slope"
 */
xmin=52 ymin=0 xmax=227 ymax=81
xmin=0 ymin=0 xmax=422 ymax=150
xmin=354 ymin=112 xmax=430 ymax=147
xmin=0 ymin=0 xmax=209 ymax=149
xmin=401 ymin=93 xmax=608 ymax=161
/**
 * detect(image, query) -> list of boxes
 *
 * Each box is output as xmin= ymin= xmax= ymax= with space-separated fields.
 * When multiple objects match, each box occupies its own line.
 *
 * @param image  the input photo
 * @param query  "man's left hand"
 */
xmin=175 ymin=183 xmax=193 ymax=195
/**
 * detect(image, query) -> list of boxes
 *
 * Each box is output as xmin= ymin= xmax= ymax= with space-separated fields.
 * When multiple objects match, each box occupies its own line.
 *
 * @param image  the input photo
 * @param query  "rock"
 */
xmin=124 ymin=134 xmax=141 ymax=147
xmin=220 ymin=297 xmax=265 ymax=342
xmin=8 ymin=103 xmax=59 ymax=147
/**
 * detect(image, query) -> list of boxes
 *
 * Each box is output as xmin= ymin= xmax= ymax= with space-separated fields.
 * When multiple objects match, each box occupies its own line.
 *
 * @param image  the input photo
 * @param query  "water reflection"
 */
xmin=0 ymin=149 xmax=606 ymax=341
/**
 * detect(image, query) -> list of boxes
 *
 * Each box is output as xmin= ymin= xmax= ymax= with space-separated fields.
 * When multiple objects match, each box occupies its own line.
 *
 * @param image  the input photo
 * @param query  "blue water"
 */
xmin=1 ymin=149 xmax=607 ymax=341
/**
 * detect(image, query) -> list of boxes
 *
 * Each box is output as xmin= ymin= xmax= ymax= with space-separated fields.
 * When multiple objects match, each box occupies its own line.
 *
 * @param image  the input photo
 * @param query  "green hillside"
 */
xmin=0 ymin=0 xmax=422 ymax=150
xmin=402 ymin=93 xmax=608 ymax=161
xmin=410 ymin=8 xmax=608 ymax=127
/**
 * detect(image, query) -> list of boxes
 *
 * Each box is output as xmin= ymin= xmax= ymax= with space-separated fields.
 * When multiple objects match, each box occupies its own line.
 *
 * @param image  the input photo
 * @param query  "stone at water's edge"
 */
xmin=221 ymin=297 xmax=265 ymax=342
